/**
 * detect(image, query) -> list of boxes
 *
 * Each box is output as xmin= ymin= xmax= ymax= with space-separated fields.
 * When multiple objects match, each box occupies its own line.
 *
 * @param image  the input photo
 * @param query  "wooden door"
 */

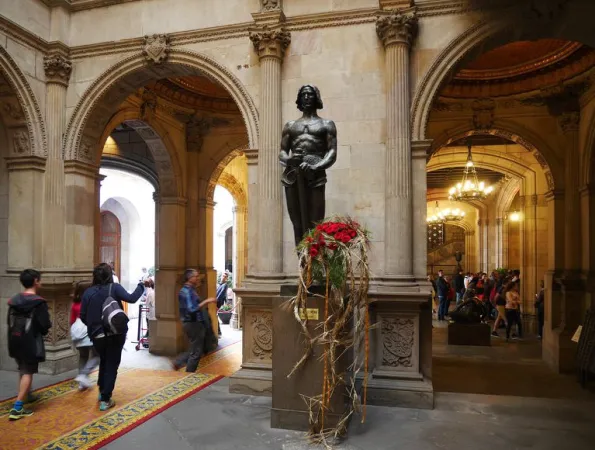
xmin=100 ymin=211 xmax=124 ymax=310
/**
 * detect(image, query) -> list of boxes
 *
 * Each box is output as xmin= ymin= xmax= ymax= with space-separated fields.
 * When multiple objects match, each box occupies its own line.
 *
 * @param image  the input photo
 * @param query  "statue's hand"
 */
xmin=299 ymin=162 xmax=315 ymax=172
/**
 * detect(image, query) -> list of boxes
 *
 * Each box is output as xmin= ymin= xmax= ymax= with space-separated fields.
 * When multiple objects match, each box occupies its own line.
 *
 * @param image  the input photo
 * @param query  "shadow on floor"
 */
xmin=431 ymin=321 xmax=595 ymax=399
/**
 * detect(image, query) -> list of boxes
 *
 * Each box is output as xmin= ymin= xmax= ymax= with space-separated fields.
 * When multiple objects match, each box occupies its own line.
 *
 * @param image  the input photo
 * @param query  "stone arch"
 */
xmin=429 ymin=126 xmax=558 ymax=191
xmin=99 ymin=108 xmax=181 ymax=197
xmin=215 ymin=172 xmax=247 ymax=207
xmin=0 ymin=46 xmax=46 ymax=157
xmin=63 ymin=49 xmax=259 ymax=166
xmin=206 ymin=144 xmax=249 ymax=202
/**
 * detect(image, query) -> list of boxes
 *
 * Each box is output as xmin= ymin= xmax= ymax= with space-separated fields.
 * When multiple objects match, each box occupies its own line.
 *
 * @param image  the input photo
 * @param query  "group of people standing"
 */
xmin=6 ymin=264 xmax=216 ymax=421
xmin=430 ymin=269 xmax=545 ymax=341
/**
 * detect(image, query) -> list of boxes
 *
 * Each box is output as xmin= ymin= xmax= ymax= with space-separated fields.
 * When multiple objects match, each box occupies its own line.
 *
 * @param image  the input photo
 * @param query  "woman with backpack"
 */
xmin=70 ymin=280 xmax=98 ymax=390
xmin=80 ymin=263 xmax=147 ymax=411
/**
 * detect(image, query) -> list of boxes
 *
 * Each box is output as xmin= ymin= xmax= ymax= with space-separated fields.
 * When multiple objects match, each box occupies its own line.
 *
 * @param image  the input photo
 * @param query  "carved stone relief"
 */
xmin=142 ymin=34 xmax=171 ymax=64
xmin=12 ymin=129 xmax=30 ymax=154
xmin=472 ymin=98 xmax=495 ymax=130
xmin=249 ymin=27 xmax=291 ymax=60
xmin=78 ymin=136 xmax=95 ymax=163
xmin=251 ymin=312 xmax=273 ymax=360
xmin=2 ymin=100 xmax=25 ymax=121
xmin=533 ymin=151 xmax=548 ymax=169
xmin=381 ymin=317 xmax=415 ymax=368
xmin=261 ymin=0 xmax=281 ymax=11
xmin=43 ymin=54 xmax=72 ymax=86
xmin=545 ymin=171 xmax=555 ymax=191
xmin=186 ymin=117 xmax=211 ymax=152
xmin=55 ymin=300 xmax=70 ymax=342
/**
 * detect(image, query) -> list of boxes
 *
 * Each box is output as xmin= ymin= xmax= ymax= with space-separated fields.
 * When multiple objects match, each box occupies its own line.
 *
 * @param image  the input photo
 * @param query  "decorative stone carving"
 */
xmin=78 ymin=136 xmax=95 ymax=163
xmin=2 ymin=100 xmax=25 ymax=121
xmin=533 ymin=151 xmax=549 ymax=169
xmin=12 ymin=129 xmax=30 ymax=154
xmin=43 ymin=54 xmax=72 ymax=86
xmin=558 ymin=111 xmax=580 ymax=133
xmin=251 ymin=313 xmax=273 ymax=360
xmin=55 ymin=300 xmax=70 ymax=342
xmin=261 ymin=0 xmax=281 ymax=11
xmin=186 ymin=117 xmax=211 ymax=152
xmin=142 ymin=34 xmax=171 ymax=64
xmin=472 ymin=98 xmax=495 ymax=130
xmin=140 ymin=88 xmax=157 ymax=120
xmin=545 ymin=171 xmax=555 ymax=191
xmin=431 ymin=100 xmax=463 ymax=112
xmin=249 ymin=27 xmax=291 ymax=60
xmin=376 ymin=9 xmax=418 ymax=48
xmin=382 ymin=317 xmax=414 ymax=368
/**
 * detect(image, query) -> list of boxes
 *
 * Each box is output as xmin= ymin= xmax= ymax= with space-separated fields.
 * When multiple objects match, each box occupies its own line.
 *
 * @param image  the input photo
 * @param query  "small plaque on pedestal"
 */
xmin=271 ymin=284 xmax=351 ymax=432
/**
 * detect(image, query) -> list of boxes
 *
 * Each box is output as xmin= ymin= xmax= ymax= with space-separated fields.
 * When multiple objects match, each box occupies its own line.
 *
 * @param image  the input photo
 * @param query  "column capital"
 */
xmin=199 ymin=198 xmax=216 ymax=209
xmin=5 ymin=155 xmax=46 ymax=173
xmin=43 ymin=54 xmax=72 ymax=87
xmin=376 ymin=8 xmax=418 ymax=48
xmin=64 ymin=160 xmax=100 ymax=179
xmin=244 ymin=148 xmax=259 ymax=166
xmin=249 ymin=26 xmax=291 ymax=60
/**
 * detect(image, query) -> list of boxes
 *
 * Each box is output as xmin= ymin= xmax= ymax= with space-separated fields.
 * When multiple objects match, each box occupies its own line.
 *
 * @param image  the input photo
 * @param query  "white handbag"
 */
xmin=70 ymin=318 xmax=92 ymax=347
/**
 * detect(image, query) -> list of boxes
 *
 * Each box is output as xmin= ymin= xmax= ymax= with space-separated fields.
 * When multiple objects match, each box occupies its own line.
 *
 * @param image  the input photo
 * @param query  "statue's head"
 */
xmin=296 ymin=85 xmax=323 ymax=112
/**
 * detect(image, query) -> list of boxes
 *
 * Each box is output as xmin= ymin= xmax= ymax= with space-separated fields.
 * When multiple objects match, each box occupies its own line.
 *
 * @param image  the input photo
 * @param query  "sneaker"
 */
xmin=491 ymin=331 xmax=499 ymax=338
xmin=75 ymin=374 xmax=92 ymax=389
xmin=9 ymin=408 xmax=34 ymax=421
xmin=99 ymin=399 xmax=116 ymax=411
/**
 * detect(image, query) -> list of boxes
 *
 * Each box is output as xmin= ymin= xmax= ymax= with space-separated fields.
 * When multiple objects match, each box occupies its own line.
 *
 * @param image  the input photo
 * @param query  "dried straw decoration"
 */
xmin=287 ymin=216 xmax=371 ymax=448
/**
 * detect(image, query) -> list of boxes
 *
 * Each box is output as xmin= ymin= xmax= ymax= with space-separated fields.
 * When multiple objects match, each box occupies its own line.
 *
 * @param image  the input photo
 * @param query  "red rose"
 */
xmin=310 ymin=246 xmax=319 ymax=257
xmin=328 ymin=243 xmax=338 ymax=251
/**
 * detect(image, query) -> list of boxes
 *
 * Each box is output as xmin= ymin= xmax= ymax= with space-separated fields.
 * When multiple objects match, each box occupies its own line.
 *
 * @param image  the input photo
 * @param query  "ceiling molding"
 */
xmin=39 ymin=0 xmax=142 ymax=12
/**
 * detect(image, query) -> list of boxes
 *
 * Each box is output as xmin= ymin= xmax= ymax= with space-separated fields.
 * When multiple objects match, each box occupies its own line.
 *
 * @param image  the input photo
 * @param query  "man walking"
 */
xmin=7 ymin=269 xmax=52 ymax=420
xmin=172 ymin=269 xmax=216 ymax=372
xmin=436 ymin=269 xmax=449 ymax=321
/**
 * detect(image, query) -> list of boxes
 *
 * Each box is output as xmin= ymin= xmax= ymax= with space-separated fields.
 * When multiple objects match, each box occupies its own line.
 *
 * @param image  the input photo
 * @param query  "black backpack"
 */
xmin=8 ymin=298 xmax=45 ymax=361
xmin=102 ymin=284 xmax=129 ymax=335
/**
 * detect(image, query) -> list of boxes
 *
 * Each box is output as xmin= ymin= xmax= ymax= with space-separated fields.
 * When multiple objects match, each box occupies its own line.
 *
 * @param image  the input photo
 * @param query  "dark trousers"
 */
xmin=538 ymin=310 xmax=545 ymax=337
xmin=93 ymin=334 xmax=126 ymax=402
xmin=175 ymin=321 xmax=206 ymax=372
xmin=285 ymin=184 xmax=325 ymax=246
xmin=438 ymin=296 xmax=449 ymax=320
xmin=505 ymin=309 xmax=522 ymax=339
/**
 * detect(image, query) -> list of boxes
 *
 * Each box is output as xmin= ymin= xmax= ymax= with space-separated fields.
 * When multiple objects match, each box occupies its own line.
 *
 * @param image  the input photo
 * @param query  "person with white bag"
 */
xmin=70 ymin=281 xmax=99 ymax=390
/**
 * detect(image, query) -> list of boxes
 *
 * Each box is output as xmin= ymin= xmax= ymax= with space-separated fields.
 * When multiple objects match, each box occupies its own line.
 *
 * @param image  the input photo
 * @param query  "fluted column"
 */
xmin=377 ymin=10 xmax=418 ymax=278
xmin=231 ymin=204 xmax=247 ymax=329
xmin=249 ymin=27 xmax=290 ymax=276
xmin=43 ymin=54 xmax=72 ymax=269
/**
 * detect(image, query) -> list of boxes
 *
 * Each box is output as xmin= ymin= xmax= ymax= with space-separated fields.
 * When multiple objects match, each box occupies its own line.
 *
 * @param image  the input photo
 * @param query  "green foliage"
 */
xmin=218 ymin=303 xmax=232 ymax=312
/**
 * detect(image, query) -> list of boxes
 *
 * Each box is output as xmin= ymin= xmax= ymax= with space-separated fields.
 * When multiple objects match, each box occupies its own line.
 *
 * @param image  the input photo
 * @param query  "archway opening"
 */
xmin=424 ymin=34 xmax=592 ymax=396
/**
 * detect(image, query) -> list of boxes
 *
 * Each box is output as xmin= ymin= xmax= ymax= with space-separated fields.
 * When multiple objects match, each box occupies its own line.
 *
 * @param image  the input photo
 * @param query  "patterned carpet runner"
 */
xmin=0 ymin=341 xmax=242 ymax=450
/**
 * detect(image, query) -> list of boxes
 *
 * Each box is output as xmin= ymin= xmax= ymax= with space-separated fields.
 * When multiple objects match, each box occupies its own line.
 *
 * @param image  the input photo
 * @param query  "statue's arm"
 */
xmin=313 ymin=120 xmax=337 ymax=171
xmin=279 ymin=121 xmax=293 ymax=166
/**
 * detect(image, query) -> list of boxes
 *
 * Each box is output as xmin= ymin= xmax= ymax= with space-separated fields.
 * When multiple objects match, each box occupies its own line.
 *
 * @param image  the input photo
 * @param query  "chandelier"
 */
xmin=427 ymin=201 xmax=465 ymax=224
xmin=448 ymin=141 xmax=494 ymax=201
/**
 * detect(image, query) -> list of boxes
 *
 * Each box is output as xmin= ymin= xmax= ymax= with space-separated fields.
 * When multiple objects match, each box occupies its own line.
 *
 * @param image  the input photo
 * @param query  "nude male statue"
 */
xmin=279 ymin=85 xmax=338 ymax=247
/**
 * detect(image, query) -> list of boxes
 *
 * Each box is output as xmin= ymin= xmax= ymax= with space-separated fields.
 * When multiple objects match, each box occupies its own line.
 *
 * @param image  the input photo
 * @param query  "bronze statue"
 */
xmin=449 ymin=287 xmax=488 ymax=324
xmin=279 ymin=85 xmax=338 ymax=246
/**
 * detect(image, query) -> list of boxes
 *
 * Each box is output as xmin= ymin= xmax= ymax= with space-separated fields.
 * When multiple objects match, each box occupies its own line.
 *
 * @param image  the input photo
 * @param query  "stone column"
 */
xmin=249 ymin=27 xmax=290 ymax=277
xmin=151 ymin=195 xmax=187 ymax=356
xmin=197 ymin=198 xmax=218 ymax=334
xmin=231 ymin=204 xmax=247 ymax=329
xmin=412 ymin=140 xmax=432 ymax=279
xmin=376 ymin=9 xmax=418 ymax=279
xmin=43 ymin=54 xmax=72 ymax=269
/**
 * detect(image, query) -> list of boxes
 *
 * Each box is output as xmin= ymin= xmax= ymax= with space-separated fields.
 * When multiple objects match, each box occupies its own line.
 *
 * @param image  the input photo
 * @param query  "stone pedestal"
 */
xmin=447 ymin=322 xmax=491 ymax=346
xmin=39 ymin=281 xmax=78 ymax=374
xmin=228 ymin=282 xmax=278 ymax=396
xmin=271 ymin=285 xmax=350 ymax=432
xmin=364 ymin=287 xmax=434 ymax=409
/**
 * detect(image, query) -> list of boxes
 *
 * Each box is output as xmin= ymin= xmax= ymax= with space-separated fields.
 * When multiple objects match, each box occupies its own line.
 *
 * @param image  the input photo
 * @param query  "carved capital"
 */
xmin=249 ymin=27 xmax=291 ymax=60
xmin=558 ymin=111 xmax=580 ymax=133
xmin=43 ymin=54 xmax=72 ymax=86
xmin=376 ymin=9 xmax=418 ymax=48
xmin=260 ymin=0 xmax=282 ymax=11
xmin=11 ymin=129 xmax=31 ymax=155
xmin=143 ymin=34 xmax=171 ymax=64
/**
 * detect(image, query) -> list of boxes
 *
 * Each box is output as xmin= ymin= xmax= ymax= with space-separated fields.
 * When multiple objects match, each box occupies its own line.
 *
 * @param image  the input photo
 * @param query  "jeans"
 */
xmin=438 ymin=296 xmax=449 ymax=320
xmin=77 ymin=346 xmax=99 ymax=376
xmin=538 ymin=310 xmax=544 ymax=337
xmin=505 ymin=309 xmax=523 ymax=339
xmin=93 ymin=334 xmax=126 ymax=402
xmin=456 ymin=292 xmax=464 ymax=305
xmin=175 ymin=321 xmax=207 ymax=372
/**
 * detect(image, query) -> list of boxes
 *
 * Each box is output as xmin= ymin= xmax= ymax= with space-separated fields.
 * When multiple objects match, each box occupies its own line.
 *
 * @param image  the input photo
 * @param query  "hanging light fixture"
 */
xmin=427 ymin=201 xmax=465 ymax=224
xmin=448 ymin=140 xmax=494 ymax=201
